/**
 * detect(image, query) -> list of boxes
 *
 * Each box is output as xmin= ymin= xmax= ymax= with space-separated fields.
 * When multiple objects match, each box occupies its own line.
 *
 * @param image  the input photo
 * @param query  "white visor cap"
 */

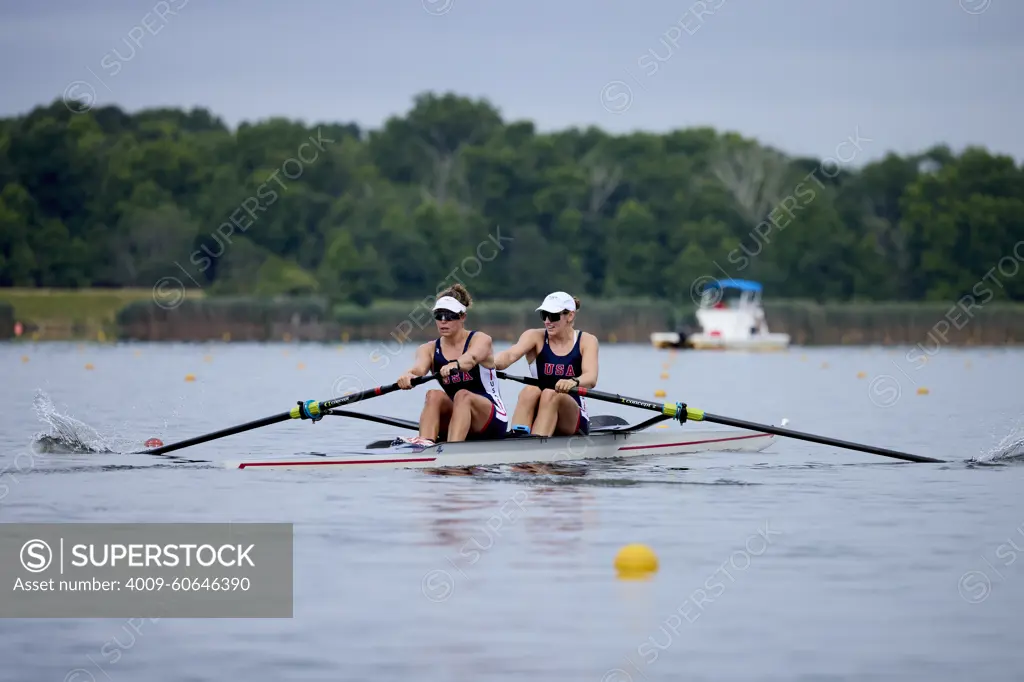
xmin=433 ymin=296 xmax=467 ymax=314
xmin=536 ymin=291 xmax=576 ymax=313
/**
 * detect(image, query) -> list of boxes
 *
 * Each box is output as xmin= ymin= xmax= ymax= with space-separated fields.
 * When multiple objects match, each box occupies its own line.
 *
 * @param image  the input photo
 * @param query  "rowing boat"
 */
xmin=136 ymin=370 xmax=945 ymax=467
xmin=224 ymin=412 xmax=776 ymax=470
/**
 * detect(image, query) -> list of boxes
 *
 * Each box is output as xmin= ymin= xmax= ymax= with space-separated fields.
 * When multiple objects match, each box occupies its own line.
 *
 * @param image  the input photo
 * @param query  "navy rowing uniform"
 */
xmin=432 ymin=331 xmax=508 ymax=439
xmin=531 ymin=329 xmax=590 ymax=435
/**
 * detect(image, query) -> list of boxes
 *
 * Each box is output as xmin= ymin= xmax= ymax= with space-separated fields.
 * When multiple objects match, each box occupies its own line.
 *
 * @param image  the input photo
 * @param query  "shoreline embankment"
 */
xmin=2 ymin=290 xmax=1024 ymax=346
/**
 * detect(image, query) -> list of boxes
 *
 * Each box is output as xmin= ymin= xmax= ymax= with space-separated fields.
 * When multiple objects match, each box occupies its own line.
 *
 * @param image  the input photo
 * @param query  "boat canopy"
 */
xmin=703 ymin=278 xmax=762 ymax=292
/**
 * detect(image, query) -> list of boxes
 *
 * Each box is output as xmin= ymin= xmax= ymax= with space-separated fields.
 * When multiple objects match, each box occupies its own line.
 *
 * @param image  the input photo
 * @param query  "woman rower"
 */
xmin=493 ymin=291 xmax=599 ymax=437
xmin=396 ymin=284 xmax=508 ymax=445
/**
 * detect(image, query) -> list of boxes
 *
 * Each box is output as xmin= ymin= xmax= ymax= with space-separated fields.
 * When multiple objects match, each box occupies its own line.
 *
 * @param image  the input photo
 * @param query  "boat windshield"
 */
xmin=702 ymin=287 xmax=761 ymax=309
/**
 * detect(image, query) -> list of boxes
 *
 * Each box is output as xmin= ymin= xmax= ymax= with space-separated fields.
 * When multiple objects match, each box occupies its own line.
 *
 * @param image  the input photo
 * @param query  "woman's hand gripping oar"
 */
xmin=134 ymin=374 xmax=438 ymax=457
xmin=495 ymin=372 xmax=944 ymax=464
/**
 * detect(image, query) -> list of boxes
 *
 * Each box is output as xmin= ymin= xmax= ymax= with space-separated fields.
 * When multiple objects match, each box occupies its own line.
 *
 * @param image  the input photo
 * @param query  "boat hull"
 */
xmin=226 ymin=428 xmax=776 ymax=470
xmin=649 ymin=331 xmax=790 ymax=351
xmin=650 ymin=332 xmax=683 ymax=348
xmin=686 ymin=332 xmax=791 ymax=351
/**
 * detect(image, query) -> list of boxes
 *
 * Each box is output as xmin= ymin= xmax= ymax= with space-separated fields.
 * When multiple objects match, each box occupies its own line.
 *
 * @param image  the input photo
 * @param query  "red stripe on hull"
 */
xmin=616 ymin=433 xmax=770 ymax=451
xmin=238 ymin=457 xmax=437 ymax=468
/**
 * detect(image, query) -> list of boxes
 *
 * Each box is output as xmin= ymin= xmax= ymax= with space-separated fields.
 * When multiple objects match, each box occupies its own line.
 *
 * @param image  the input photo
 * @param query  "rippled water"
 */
xmin=3 ymin=341 xmax=1024 ymax=682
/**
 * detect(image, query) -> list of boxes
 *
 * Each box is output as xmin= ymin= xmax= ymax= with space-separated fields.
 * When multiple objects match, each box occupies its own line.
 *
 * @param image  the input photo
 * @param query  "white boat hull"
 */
xmin=649 ymin=331 xmax=790 ymax=351
xmin=226 ymin=427 xmax=776 ymax=470
xmin=650 ymin=332 xmax=682 ymax=348
xmin=686 ymin=332 xmax=791 ymax=351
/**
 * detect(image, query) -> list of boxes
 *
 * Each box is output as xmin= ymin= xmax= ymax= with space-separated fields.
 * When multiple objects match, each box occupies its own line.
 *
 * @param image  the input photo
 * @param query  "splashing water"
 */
xmin=969 ymin=422 xmax=1024 ymax=465
xmin=31 ymin=391 xmax=119 ymax=454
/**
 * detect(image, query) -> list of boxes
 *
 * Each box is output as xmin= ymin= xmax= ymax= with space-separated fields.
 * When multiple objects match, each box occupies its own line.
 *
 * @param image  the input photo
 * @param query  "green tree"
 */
xmin=0 ymin=94 xmax=1021 ymax=305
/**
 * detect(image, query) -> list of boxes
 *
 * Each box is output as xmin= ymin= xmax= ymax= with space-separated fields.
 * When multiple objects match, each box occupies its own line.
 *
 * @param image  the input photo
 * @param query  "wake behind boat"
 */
xmin=224 ymin=414 xmax=776 ymax=470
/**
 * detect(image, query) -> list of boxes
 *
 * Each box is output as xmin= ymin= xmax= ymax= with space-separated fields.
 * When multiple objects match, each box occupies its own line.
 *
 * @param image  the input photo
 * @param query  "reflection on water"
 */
xmin=421 ymin=482 xmax=596 ymax=559
xmin=522 ymin=485 xmax=594 ymax=551
xmin=423 ymin=488 xmax=508 ymax=548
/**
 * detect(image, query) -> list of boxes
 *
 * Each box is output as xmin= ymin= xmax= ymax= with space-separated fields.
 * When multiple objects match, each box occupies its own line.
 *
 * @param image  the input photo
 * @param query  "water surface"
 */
xmin=3 ymin=341 xmax=1023 ymax=681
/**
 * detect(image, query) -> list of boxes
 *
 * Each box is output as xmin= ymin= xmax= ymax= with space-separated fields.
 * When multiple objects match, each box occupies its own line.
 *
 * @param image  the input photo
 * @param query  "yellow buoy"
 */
xmin=654 ymin=389 xmax=666 ymax=397
xmin=656 ymin=423 xmax=669 ymax=428
xmin=856 ymin=371 xmax=866 ymax=379
xmin=184 ymin=374 xmax=196 ymax=382
xmin=21 ymin=356 xmax=29 ymax=363
xmin=297 ymin=362 xmax=306 ymax=370
xmin=84 ymin=363 xmax=94 ymax=370
xmin=916 ymin=387 xmax=929 ymax=395
xmin=660 ymin=372 xmax=669 ymax=380
xmin=203 ymin=355 xmax=213 ymax=362
xmin=614 ymin=543 xmax=659 ymax=578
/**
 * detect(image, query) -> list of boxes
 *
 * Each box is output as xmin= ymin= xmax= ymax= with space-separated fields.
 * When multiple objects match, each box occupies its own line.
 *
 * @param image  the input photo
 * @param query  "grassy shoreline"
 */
xmin=2 ymin=289 xmax=1024 ymax=345
xmin=0 ymin=288 xmax=204 ymax=341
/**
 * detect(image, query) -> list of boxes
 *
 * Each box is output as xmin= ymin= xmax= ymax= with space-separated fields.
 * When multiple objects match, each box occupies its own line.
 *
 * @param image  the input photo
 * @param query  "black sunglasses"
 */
xmin=539 ymin=310 xmax=566 ymax=322
xmin=434 ymin=310 xmax=463 ymax=322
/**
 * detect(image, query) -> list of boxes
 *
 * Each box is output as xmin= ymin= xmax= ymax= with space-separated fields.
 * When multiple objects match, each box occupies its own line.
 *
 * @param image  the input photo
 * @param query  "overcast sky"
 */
xmin=1 ymin=0 xmax=1021 ymax=164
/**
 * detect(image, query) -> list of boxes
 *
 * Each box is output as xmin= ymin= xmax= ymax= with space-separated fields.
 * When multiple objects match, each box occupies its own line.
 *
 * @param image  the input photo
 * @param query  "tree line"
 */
xmin=2 ymin=92 xmax=1022 ymax=305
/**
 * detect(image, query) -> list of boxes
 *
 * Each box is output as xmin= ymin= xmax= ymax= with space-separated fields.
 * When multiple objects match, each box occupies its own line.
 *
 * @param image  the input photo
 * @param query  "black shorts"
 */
xmin=467 ymin=401 xmax=507 ymax=440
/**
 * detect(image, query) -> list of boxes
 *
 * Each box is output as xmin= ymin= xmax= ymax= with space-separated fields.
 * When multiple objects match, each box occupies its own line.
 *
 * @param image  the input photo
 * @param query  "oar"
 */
xmin=495 ymin=372 xmax=945 ymax=464
xmin=133 ymin=374 xmax=437 ymax=457
xmin=324 ymin=409 xmax=420 ymax=431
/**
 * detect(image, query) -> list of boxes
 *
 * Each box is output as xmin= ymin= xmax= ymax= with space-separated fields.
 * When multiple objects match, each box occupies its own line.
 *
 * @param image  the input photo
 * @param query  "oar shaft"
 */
xmin=698 ymin=412 xmax=945 ymax=464
xmin=496 ymin=372 xmax=692 ymax=419
xmin=495 ymin=371 xmax=944 ymax=464
xmin=134 ymin=374 xmax=437 ymax=456
xmin=324 ymin=410 xmax=420 ymax=431
xmin=138 ymin=412 xmax=292 ymax=456
xmin=319 ymin=374 xmax=435 ymax=412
